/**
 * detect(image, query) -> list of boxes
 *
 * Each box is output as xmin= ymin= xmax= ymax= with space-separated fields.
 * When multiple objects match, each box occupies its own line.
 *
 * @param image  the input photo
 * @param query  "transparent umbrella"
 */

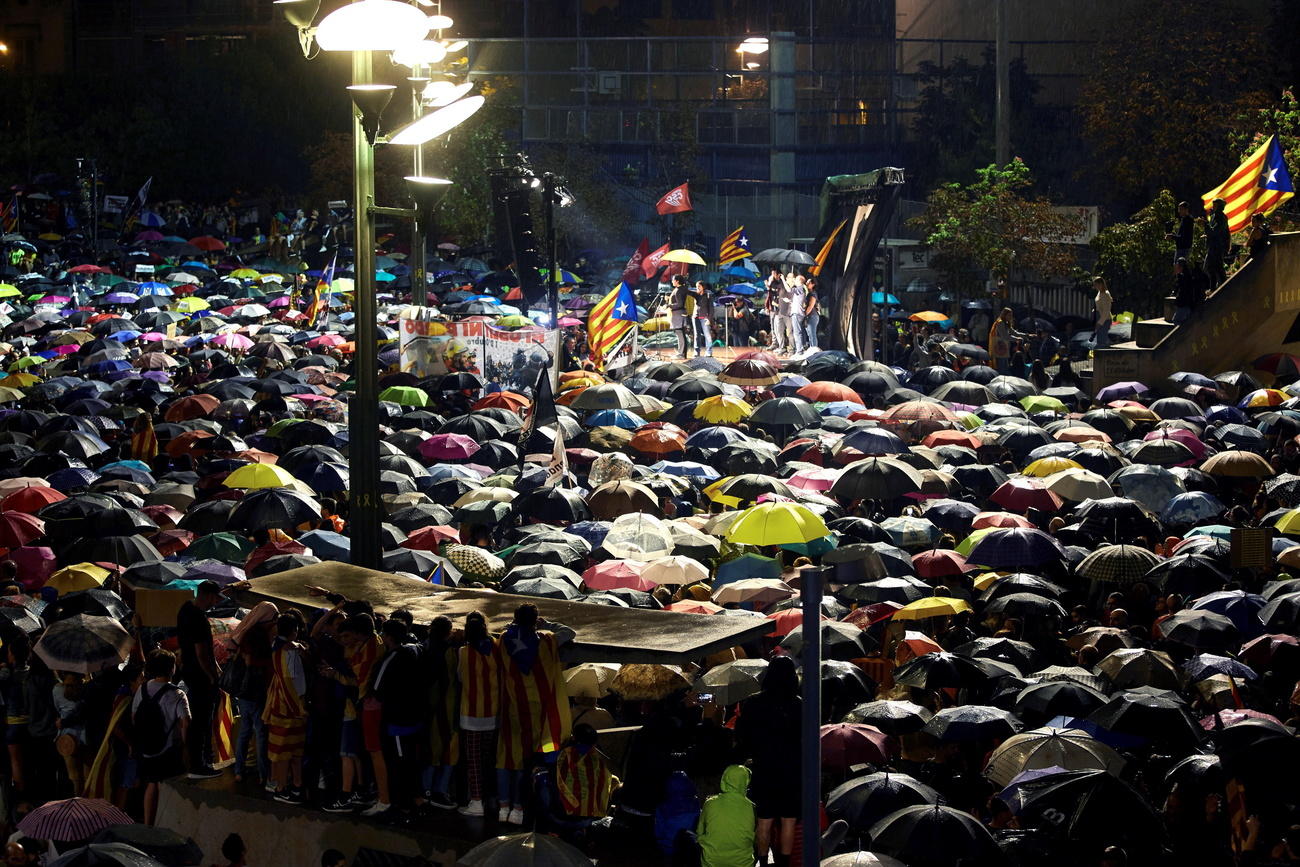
xmin=602 ymin=512 xmax=674 ymax=560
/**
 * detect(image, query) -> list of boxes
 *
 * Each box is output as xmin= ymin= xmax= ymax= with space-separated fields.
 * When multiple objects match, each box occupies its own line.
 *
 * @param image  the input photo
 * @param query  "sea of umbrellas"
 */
xmin=4 ymin=251 xmax=1300 ymax=865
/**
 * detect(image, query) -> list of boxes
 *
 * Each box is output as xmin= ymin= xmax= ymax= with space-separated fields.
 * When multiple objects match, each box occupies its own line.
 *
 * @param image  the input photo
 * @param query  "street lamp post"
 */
xmin=277 ymin=0 xmax=479 ymax=570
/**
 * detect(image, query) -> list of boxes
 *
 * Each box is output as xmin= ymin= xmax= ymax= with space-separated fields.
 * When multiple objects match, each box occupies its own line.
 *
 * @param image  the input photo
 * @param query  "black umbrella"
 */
xmin=252 ymin=553 xmax=323 ymax=576
xmin=92 ymin=823 xmax=202 ymax=866
xmin=177 ymin=499 xmax=237 ymax=535
xmin=1160 ymin=609 xmax=1239 ymax=652
xmin=507 ymin=537 xmax=590 ymax=569
xmin=868 ymin=804 xmax=1001 ymax=867
xmin=48 ymin=588 xmax=131 ymax=622
xmin=780 ymin=622 xmax=869 ymax=661
xmin=227 ymin=489 xmax=320 ymax=532
xmin=841 ymin=700 xmax=932 ymax=734
xmin=830 ymin=457 xmax=924 ymax=501
xmin=826 ymin=772 xmax=942 ymax=834
xmin=1087 ymin=692 xmax=1202 ymax=748
xmin=894 ymin=652 xmax=991 ymax=691
xmin=753 ymin=247 xmax=816 ymax=266
xmin=922 ymin=704 xmax=1022 ymax=743
xmin=1009 ymin=769 xmax=1162 ymax=858
xmin=511 ymin=487 xmax=591 ymax=524
xmin=953 ymin=637 xmax=1042 ymax=672
xmin=1013 ymin=680 xmax=1109 ymax=725
xmin=65 ymin=534 xmax=163 ymax=565
xmin=713 ymin=441 xmax=778 ymax=475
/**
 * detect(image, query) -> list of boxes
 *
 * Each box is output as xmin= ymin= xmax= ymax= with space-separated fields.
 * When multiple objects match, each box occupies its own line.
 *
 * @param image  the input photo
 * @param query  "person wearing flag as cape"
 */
xmin=494 ymin=602 xmax=570 ymax=826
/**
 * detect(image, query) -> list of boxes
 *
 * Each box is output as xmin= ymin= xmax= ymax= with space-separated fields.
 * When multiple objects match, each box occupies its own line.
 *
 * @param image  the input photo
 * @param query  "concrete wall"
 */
xmin=1092 ymin=232 xmax=1300 ymax=394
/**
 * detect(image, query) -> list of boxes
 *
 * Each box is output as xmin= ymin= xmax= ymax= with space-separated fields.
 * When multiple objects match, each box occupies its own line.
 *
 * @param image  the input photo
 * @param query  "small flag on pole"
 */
xmin=655 ymin=183 xmax=692 ymax=215
xmin=719 ymin=226 xmax=751 ymax=265
xmin=622 ymin=238 xmax=650 ymax=285
xmin=546 ymin=426 xmax=568 ymax=487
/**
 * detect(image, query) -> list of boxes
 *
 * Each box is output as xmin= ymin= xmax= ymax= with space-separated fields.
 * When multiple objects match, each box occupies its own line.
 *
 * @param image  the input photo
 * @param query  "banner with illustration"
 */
xmin=398 ymin=307 xmax=559 ymax=391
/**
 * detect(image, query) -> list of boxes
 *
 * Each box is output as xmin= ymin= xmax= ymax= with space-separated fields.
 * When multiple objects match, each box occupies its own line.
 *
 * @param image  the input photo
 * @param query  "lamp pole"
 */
xmin=543 ymin=172 xmax=559 ymax=328
xmin=410 ymin=82 xmax=428 ymax=307
xmin=800 ymin=564 xmax=823 ymax=867
xmin=350 ymin=47 xmax=383 ymax=570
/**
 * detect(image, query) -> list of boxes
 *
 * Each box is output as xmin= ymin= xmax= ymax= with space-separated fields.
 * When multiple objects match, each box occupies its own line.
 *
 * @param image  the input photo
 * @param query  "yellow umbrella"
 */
xmin=1021 ymin=456 xmax=1082 ymax=477
xmin=661 ymin=248 xmax=707 ymax=266
xmin=641 ymin=316 xmax=672 ymax=333
xmin=230 ymin=268 xmax=259 ymax=279
xmin=893 ymin=596 xmax=972 ymax=621
xmin=725 ymin=501 xmax=829 ymax=545
xmin=0 ymin=285 xmax=19 ymax=298
xmin=704 ymin=478 xmax=743 ymax=509
xmin=694 ymin=395 xmax=752 ymax=424
xmin=0 ymin=373 xmax=39 ymax=388
xmin=1274 ymin=509 xmax=1300 ymax=534
xmin=972 ymin=571 xmax=1009 ymax=591
xmin=956 ymin=527 xmax=996 ymax=556
xmin=47 ymin=563 xmax=111 ymax=595
xmin=223 ymin=463 xmax=297 ymax=489
xmin=0 ymin=387 xmax=25 ymax=404
xmin=175 ymin=297 xmax=210 ymax=313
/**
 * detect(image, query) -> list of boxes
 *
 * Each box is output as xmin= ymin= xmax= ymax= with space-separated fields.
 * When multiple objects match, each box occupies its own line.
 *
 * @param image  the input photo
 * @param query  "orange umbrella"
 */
xmin=0 ymin=486 xmax=65 ymax=513
xmin=403 ymin=525 xmax=461 ymax=550
xmin=474 ymin=391 xmax=531 ymax=413
xmin=166 ymin=430 xmax=215 ymax=457
xmin=897 ymin=630 xmax=944 ymax=661
xmin=922 ymin=430 xmax=984 ymax=449
xmin=163 ymin=394 xmax=220 ymax=422
xmin=630 ymin=427 xmax=687 ymax=455
xmin=767 ymin=607 xmax=829 ymax=637
xmin=797 ymin=381 xmax=861 ymax=403
xmin=666 ymin=600 xmax=724 ymax=615
xmin=231 ymin=449 xmax=280 ymax=464
xmin=556 ymin=387 xmax=586 ymax=406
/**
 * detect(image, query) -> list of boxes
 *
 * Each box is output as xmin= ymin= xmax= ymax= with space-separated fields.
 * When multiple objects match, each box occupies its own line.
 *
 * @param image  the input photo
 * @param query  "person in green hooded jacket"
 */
xmin=697 ymin=764 xmax=756 ymax=867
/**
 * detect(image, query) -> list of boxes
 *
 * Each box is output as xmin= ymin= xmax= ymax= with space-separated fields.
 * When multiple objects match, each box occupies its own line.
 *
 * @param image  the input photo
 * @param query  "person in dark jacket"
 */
xmin=372 ymin=619 xmax=425 ymax=813
xmin=1166 ymin=200 xmax=1194 ymax=262
xmin=1173 ymin=257 xmax=1204 ymax=323
xmin=1203 ymin=198 xmax=1230 ymax=287
xmin=735 ymin=655 xmax=801 ymax=867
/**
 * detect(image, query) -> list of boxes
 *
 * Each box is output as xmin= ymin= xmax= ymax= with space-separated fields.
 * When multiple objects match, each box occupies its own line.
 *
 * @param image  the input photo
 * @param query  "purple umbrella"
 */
xmin=181 ymin=559 xmax=247 ymax=586
xmin=102 ymin=292 xmax=141 ymax=305
xmin=1096 ymin=381 xmax=1149 ymax=402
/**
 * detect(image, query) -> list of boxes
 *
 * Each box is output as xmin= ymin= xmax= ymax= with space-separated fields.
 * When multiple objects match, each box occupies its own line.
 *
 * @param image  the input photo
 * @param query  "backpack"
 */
xmin=133 ymin=682 xmax=177 ymax=756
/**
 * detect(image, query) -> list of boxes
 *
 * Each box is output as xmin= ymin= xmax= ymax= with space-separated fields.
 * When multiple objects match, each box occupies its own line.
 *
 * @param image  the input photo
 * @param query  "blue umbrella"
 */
xmin=46 ymin=467 xmax=100 ymax=491
xmin=840 ymin=427 xmax=908 ymax=455
xmin=723 ymin=265 xmax=756 ymax=278
xmin=1170 ymin=371 xmax=1217 ymax=388
xmin=137 ymin=281 xmax=173 ymax=295
xmin=715 ymin=553 xmax=782 ymax=587
xmin=1042 ymin=717 xmax=1147 ymax=750
xmin=564 ymin=521 xmax=611 ymax=549
xmin=871 ymin=291 xmax=900 ymax=305
xmin=1109 ymin=464 xmax=1185 ymax=514
xmin=298 ymin=529 xmax=351 ymax=562
xmin=108 ymin=331 xmax=142 ymax=342
xmin=772 ymin=374 xmax=811 ymax=396
xmin=1160 ymin=492 xmax=1225 ymax=525
xmin=1180 ymin=652 xmax=1258 ymax=682
xmin=685 ymin=426 xmax=750 ymax=449
xmin=584 ymin=409 xmax=646 ymax=430
xmin=297 ymin=461 xmax=350 ymax=492
xmin=426 ymin=464 xmax=482 ymax=481
xmin=728 ymin=282 xmax=762 ymax=296
xmin=881 ymin=517 xmax=941 ymax=550
xmin=139 ymin=211 xmax=166 ymax=227
xmin=922 ymin=499 xmax=980 ymax=533
xmin=1204 ymin=404 xmax=1248 ymax=424
xmin=1189 ymin=589 xmax=1266 ymax=639
xmin=820 ymin=400 xmax=865 ymax=418
xmin=649 ymin=460 xmax=721 ymax=482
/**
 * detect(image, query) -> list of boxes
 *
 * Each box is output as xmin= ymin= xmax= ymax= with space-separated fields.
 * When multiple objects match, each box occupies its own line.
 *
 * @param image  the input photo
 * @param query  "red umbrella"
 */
xmin=188 ymin=235 xmax=227 ymax=252
xmin=1199 ymin=708 xmax=1284 ymax=731
xmin=0 ymin=511 xmax=44 ymax=549
xmin=630 ymin=427 xmax=687 ymax=455
xmin=403 ymin=525 xmax=461 ymax=550
xmin=990 ymin=479 xmax=1063 ymax=513
xmin=245 ymin=539 xmax=310 ymax=574
xmin=581 ymin=559 xmax=652 ymax=591
xmin=819 ymin=723 xmax=894 ymax=770
xmin=842 ymin=601 xmax=903 ymax=628
xmin=972 ymin=511 xmax=1034 ymax=530
xmin=1240 ymin=633 xmax=1300 ymax=669
xmin=18 ymin=797 xmax=133 ymax=841
xmin=911 ymin=549 xmax=973 ymax=579
xmin=922 ymin=430 xmax=984 ymax=450
xmin=0 ymin=486 xmax=66 ymax=514
xmin=767 ymin=607 xmax=828 ymax=637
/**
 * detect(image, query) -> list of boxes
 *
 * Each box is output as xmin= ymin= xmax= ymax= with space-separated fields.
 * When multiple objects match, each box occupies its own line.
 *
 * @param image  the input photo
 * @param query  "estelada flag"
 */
xmin=1203 ymin=134 xmax=1295 ymax=234
xmin=655 ymin=183 xmax=692 ymax=215
xmin=622 ymin=238 xmax=650 ymax=285
xmin=719 ymin=225 xmax=751 ymax=265
xmin=641 ymin=242 xmax=672 ymax=279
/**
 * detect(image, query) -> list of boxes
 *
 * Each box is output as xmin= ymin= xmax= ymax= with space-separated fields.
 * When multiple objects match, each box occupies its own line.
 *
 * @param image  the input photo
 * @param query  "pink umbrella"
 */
xmin=419 ymin=433 xmax=481 ymax=461
xmin=136 ymin=230 xmax=164 ymax=242
xmin=309 ymin=334 xmax=345 ymax=348
xmin=292 ymin=393 xmax=332 ymax=403
xmin=268 ymin=296 xmax=289 ymax=308
xmin=141 ymin=332 xmax=166 ymax=342
xmin=12 ymin=545 xmax=55 ymax=591
xmin=558 ymin=317 xmax=583 ymax=327
xmin=37 ymin=296 xmax=70 ymax=305
xmin=788 ymin=467 xmax=842 ymax=492
xmin=52 ymin=344 xmax=79 ymax=356
xmin=1199 ymin=708 xmax=1283 ymax=730
xmin=581 ymin=559 xmax=652 ymax=591
xmin=212 ymin=333 xmax=253 ymax=351
xmin=1144 ymin=428 xmax=1208 ymax=458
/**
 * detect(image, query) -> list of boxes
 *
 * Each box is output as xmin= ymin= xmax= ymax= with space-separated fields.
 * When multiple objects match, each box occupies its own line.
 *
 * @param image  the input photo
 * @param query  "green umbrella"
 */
xmin=1020 ymin=394 xmax=1068 ymax=414
xmin=187 ymin=532 xmax=255 ymax=565
xmin=378 ymin=385 xmax=429 ymax=407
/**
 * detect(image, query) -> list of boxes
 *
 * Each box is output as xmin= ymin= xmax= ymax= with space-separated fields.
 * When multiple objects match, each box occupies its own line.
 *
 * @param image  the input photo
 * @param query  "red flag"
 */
xmin=641 ymin=242 xmax=672 ymax=279
xmin=622 ymin=238 xmax=650 ymax=285
xmin=655 ymin=183 xmax=692 ymax=215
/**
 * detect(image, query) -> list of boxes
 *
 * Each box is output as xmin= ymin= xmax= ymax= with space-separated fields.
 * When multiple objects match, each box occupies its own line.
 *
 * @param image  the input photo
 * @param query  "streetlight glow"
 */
xmin=315 ymin=0 xmax=431 ymax=51
xmin=427 ymin=14 xmax=454 ymax=29
xmin=392 ymin=39 xmax=447 ymax=67
xmin=387 ymin=95 xmax=484 ymax=145
xmin=736 ymin=36 xmax=769 ymax=53
xmin=424 ymin=80 xmax=473 ymax=107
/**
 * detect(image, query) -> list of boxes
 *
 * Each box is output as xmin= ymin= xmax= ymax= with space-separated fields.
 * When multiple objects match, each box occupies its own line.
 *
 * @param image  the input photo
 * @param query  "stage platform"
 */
xmin=156 ymin=774 xmax=482 ymax=867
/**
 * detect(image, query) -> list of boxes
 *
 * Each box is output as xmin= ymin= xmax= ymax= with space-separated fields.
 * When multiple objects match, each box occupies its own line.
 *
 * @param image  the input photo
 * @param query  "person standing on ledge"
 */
xmin=1204 ymin=197 xmax=1230 ymax=288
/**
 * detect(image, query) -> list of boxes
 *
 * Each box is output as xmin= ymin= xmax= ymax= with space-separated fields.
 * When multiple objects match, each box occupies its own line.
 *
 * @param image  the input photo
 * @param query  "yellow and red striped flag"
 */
xmin=718 ymin=226 xmax=751 ymax=265
xmin=587 ymin=282 xmax=637 ymax=367
xmin=82 ymin=694 xmax=130 ymax=799
xmin=1203 ymin=135 xmax=1294 ymax=234
xmin=212 ymin=691 xmax=236 ymax=767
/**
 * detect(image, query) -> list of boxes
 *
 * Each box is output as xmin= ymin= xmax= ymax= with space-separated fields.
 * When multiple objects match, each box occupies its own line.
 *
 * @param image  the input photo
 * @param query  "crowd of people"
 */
xmin=0 ymin=196 xmax=1297 ymax=867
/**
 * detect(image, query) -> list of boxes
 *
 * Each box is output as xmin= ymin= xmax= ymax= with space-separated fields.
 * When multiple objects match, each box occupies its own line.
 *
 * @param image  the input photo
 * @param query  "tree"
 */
xmin=1230 ymin=87 xmax=1300 ymax=231
xmin=1091 ymin=190 xmax=1205 ymax=315
xmin=1078 ymin=0 xmax=1273 ymax=208
xmin=909 ymin=160 xmax=1079 ymax=298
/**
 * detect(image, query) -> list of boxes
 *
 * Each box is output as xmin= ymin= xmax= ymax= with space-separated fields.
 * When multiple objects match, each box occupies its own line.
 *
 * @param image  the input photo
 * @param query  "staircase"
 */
xmin=1091 ymin=232 xmax=1300 ymax=394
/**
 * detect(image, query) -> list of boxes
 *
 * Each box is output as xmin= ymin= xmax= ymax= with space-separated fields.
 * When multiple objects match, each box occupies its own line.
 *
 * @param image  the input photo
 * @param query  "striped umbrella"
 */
xmin=19 ymin=797 xmax=134 ymax=842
